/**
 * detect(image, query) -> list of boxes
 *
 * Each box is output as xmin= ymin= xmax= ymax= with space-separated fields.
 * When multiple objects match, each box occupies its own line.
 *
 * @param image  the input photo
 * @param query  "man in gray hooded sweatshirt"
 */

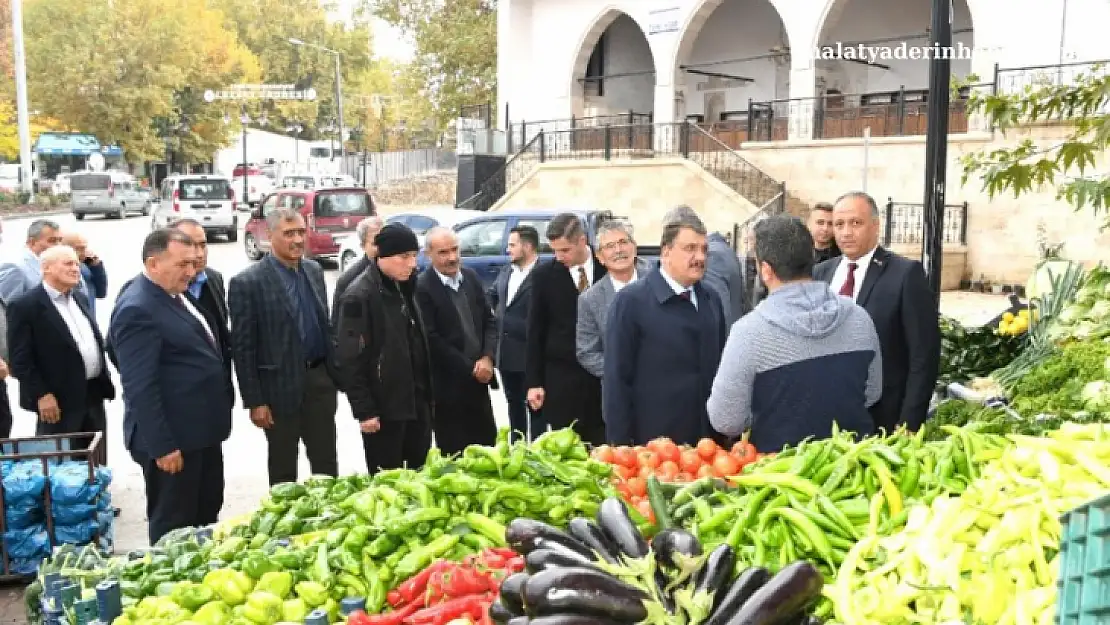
xmin=707 ymin=216 xmax=881 ymax=452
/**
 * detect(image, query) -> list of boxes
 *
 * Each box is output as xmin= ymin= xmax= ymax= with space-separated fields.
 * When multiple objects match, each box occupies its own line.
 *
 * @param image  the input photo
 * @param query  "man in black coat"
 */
xmin=416 ymin=227 xmax=498 ymax=454
xmin=7 ymin=245 xmax=115 ymax=463
xmin=526 ymin=213 xmax=607 ymax=445
xmin=335 ymin=224 xmax=434 ymax=474
xmin=813 ymin=191 xmax=941 ymax=432
xmin=332 ymin=216 xmax=383 ymax=320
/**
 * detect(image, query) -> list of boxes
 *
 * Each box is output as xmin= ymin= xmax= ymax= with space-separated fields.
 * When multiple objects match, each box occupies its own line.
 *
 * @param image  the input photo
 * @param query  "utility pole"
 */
xmin=921 ymin=0 xmax=953 ymax=308
xmin=11 ymin=0 xmax=34 ymax=200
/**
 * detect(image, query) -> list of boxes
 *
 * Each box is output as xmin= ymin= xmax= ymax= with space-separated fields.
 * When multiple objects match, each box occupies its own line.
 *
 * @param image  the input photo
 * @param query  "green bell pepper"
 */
xmin=140 ymin=569 xmax=176 ymax=596
xmin=269 ymin=482 xmax=307 ymax=501
xmin=211 ymin=537 xmax=247 ymax=563
xmin=342 ymin=526 xmax=371 ymax=551
xmin=240 ymin=590 xmax=283 ymax=624
xmin=364 ymin=533 xmax=399 ymax=558
xmin=270 ymin=549 xmax=303 ymax=570
xmin=241 ymin=552 xmax=281 ymax=580
xmin=203 ymin=568 xmax=253 ymax=606
xmin=192 ymin=601 xmax=232 ymax=625
xmin=169 ymin=581 xmax=215 ymax=611
xmin=272 ymin=512 xmax=302 ymax=537
xmin=282 ymin=597 xmax=309 ymax=622
xmin=294 ymin=580 xmax=329 ymax=607
xmin=254 ymin=570 xmax=293 ymax=599
xmin=174 ymin=552 xmax=205 ymax=576
xmin=166 ymin=539 xmax=200 ymax=561
xmin=290 ymin=498 xmax=318 ymax=519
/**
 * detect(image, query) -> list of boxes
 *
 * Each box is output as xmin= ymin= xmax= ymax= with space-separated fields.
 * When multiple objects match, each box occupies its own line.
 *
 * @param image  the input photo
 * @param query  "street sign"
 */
xmin=203 ymin=84 xmax=317 ymax=102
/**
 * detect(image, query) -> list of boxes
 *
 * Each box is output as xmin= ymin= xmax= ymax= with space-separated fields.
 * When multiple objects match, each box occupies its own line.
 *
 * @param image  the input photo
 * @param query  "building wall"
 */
xmin=498 ymin=0 xmax=1110 ymax=127
xmin=584 ymin=15 xmax=656 ymax=117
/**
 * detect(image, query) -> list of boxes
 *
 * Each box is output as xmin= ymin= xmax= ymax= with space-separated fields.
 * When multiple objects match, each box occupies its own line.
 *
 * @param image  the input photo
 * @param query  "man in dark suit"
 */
xmin=415 ymin=227 xmax=498 ymax=454
xmin=813 ymin=191 xmax=941 ymax=432
xmin=332 ymin=216 xmax=383 ymax=320
xmin=526 ymin=213 xmax=607 ymax=445
xmin=603 ymin=212 xmax=728 ymax=446
xmin=808 ymin=202 xmax=841 ymax=265
xmin=663 ymin=207 xmax=746 ymax=325
xmin=7 ymin=245 xmax=116 ymax=463
xmin=488 ymin=225 xmax=544 ymax=441
xmin=109 ymin=229 xmax=231 ymax=545
xmin=229 ymin=207 xmax=339 ymax=486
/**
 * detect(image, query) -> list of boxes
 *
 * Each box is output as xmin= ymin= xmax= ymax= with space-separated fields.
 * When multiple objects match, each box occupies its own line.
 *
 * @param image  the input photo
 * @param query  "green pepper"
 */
xmin=363 ymin=560 xmax=386 ymax=613
xmin=203 ymin=568 xmax=253 ymax=606
xmin=294 ymin=581 xmax=329 ymax=607
xmin=348 ymin=492 xmax=378 ymax=522
xmin=534 ymin=428 xmax=579 ymax=458
xmin=140 ymin=569 xmax=176 ymax=596
xmin=166 ymin=539 xmax=200 ymax=561
xmin=169 ymin=580 xmax=215 ymax=611
xmin=241 ymin=551 xmax=281 ymax=580
xmin=393 ymin=534 xmax=460 ymax=580
xmin=252 ymin=512 xmax=281 ymax=537
xmin=365 ymin=533 xmax=399 ymax=558
xmin=307 ymin=543 xmax=334 ymax=587
xmin=328 ymin=480 xmax=357 ymax=502
xmin=122 ymin=559 xmax=148 ymax=581
xmin=342 ymin=526 xmax=371 ymax=551
xmin=429 ymin=473 xmax=481 ymax=495
xmin=385 ymin=508 xmax=450 ymax=535
xmin=254 ymin=570 xmax=294 ymax=599
xmin=282 ymin=597 xmax=309 ymax=622
xmin=270 ymin=549 xmax=303 ymax=570
xmin=272 ymin=513 xmax=302 ymax=537
xmin=324 ymin=527 xmax=349 ymax=548
xmin=149 ymin=554 xmax=173 ymax=570
xmin=173 ymin=551 xmax=204 ymax=576
xmin=464 ymin=512 xmax=507 ymax=546
xmin=270 ymin=482 xmax=308 ymax=501
xmin=120 ymin=580 xmax=142 ymax=598
xmin=192 ymin=601 xmax=232 ymax=625
xmin=241 ymin=590 xmax=283 ymax=624
xmin=211 ymin=537 xmax=248 ymax=562
xmin=338 ymin=571 xmax=367 ymax=597
xmin=329 ymin=547 xmax=361 ymax=575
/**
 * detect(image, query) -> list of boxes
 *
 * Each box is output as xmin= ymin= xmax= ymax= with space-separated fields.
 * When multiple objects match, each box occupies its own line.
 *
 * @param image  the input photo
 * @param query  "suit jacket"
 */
xmin=228 ymin=256 xmax=338 ymax=417
xmin=487 ymin=261 xmax=535 ymax=373
xmin=7 ymin=285 xmax=116 ymax=424
xmin=416 ymin=267 xmax=498 ymax=400
xmin=603 ymin=269 xmax=727 ymax=446
xmin=525 ymin=253 xmax=607 ymax=391
xmin=576 ymin=258 xmax=653 ymax=378
xmin=813 ymin=247 xmax=941 ymax=431
xmin=705 ymin=233 xmax=746 ymax=325
xmin=332 ymin=254 xmax=371 ymax=323
xmin=109 ymin=276 xmax=231 ymax=458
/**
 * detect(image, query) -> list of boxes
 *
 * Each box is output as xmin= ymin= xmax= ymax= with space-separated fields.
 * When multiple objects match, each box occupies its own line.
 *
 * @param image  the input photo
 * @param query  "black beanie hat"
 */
xmin=375 ymin=223 xmax=420 ymax=258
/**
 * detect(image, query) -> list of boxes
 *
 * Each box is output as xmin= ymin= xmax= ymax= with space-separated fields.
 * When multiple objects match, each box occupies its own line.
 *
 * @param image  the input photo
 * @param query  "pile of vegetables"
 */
xmin=921 ymin=401 xmax=1063 ymax=440
xmin=1004 ymin=339 xmax=1110 ymax=418
xmin=1045 ymin=265 xmax=1110 ymax=343
xmin=996 ymin=308 xmax=1033 ymax=336
xmin=590 ymin=438 xmax=763 ymax=516
xmin=492 ymin=497 xmax=826 ymax=625
xmin=830 ymin=422 xmax=1110 ymax=624
xmin=937 ymin=316 xmax=1025 ymax=388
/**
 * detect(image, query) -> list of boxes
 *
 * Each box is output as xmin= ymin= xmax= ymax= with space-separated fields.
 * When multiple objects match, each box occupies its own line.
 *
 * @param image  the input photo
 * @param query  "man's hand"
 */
xmin=0 ymin=358 xmax=8 ymax=380
xmin=38 ymin=394 xmax=61 ymax=424
xmin=156 ymin=450 xmax=184 ymax=474
xmin=359 ymin=417 xmax=381 ymax=434
xmin=527 ymin=387 xmax=545 ymax=411
xmin=473 ymin=356 xmax=494 ymax=384
xmin=249 ymin=405 xmax=274 ymax=429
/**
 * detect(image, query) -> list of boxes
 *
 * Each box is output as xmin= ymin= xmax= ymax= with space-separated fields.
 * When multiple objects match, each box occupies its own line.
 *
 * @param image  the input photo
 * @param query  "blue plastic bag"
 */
xmin=9 ymin=557 xmax=42 ymax=576
xmin=96 ymin=492 xmax=112 ymax=511
xmin=51 ymin=502 xmax=96 ymax=526
xmin=48 ymin=462 xmax=101 ymax=505
xmin=3 ymin=525 xmax=51 ymax=559
xmin=53 ymin=519 xmax=98 ymax=545
xmin=4 ymin=498 xmax=43 ymax=530
xmin=1 ymin=460 xmax=46 ymax=503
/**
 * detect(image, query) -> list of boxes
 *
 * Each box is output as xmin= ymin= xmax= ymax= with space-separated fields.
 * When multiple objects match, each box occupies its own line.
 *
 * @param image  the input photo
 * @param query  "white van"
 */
xmin=70 ymin=171 xmax=148 ymax=220
xmin=150 ymin=174 xmax=239 ymax=241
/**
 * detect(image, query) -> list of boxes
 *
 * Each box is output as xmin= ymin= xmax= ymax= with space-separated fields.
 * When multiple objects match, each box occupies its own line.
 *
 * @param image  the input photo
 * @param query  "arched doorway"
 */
xmin=812 ymin=0 xmax=976 ymax=139
xmin=672 ymin=0 xmax=792 ymax=146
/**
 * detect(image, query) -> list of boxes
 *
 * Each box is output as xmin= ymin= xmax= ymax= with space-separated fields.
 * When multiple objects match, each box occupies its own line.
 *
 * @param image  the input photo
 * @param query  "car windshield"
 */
xmin=179 ymin=179 xmax=231 ymax=200
xmin=315 ymin=191 xmax=372 ymax=217
xmin=70 ymin=174 xmax=111 ymax=191
xmin=285 ymin=177 xmax=315 ymax=189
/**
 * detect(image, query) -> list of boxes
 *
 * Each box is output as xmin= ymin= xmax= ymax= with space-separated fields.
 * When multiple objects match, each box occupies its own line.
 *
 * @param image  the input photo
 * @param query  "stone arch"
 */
xmin=811 ymin=0 xmax=979 ymax=61
xmin=669 ymin=0 xmax=795 ymax=89
xmin=567 ymin=6 xmax=657 ymax=116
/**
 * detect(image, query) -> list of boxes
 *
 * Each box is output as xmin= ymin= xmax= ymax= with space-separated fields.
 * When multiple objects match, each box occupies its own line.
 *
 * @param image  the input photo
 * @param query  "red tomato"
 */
xmin=638 ymin=465 xmax=654 ymax=479
xmin=626 ymin=477 xmax=647 ymax=498
xmin=638 ymin=451 xmax=662 ymax=469
xmin=696 ymin=464 xmax=715 ymax=478
xmin=675 ymin=472 xmax=694 ymax=483
xmin=645 ymin=438 xmax=670 ymax=454
xmin=656 ymin=441 xmax=681 ymax=464
xmin=679 ymin=449 xmax=703 ymax=474
xmin=656 ymin=461 xmax=680 ymax=482
xmin=712 ymin=453 xmax=742 ymax=477
xmin=613 ymin=465 xmax=636 ymax=481
xmin=732 ymin=441 xmax=759 ymax=464
xmin=635 ymin=499 xmax=654 ymax=521
xmin=593 ymin=445 xmax=615 ymax=464
xmin=613 ymin=446 xmax=638 ymax=468
xmin=696 ymin=439 xmax=720 ymax=461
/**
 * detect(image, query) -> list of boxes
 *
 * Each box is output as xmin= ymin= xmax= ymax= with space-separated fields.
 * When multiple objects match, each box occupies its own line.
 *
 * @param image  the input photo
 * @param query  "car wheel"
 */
xmin=142 ymin=201 xmax=151 ymax=216
xmin=227 ymin=228 xmax=238 ymax=243
xmin=115 ymin=205 xmax=126 ymax=219
xmin=244 ymin=233 xmax=263 ymax=260
xmin=340 ymin=251 xmax=355 ymax=273
xmin=75 ymin=213 xmax=85 ymax=221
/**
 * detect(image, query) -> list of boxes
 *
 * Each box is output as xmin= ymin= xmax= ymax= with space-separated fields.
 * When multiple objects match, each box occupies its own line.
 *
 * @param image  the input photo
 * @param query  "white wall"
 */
xmin=499 ymin=0 xmax=1110 ymax=126
xmin=213 ymin=129 xmax=301 ymax=177
xmin=583 ymin=15 xmax=655 ymax=117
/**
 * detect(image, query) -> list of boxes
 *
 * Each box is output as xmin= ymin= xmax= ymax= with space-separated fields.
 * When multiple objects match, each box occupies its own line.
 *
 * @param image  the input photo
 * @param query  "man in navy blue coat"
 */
xmin=602 ymin=210 xmax=728 ymax=446
xmin=110 ymin=228 xmax=233 ymax=545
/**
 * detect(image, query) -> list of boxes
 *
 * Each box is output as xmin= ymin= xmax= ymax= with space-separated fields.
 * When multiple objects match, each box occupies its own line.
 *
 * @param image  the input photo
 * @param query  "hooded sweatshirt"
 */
xmin=706 ymin=280 xmax=882 ymax=451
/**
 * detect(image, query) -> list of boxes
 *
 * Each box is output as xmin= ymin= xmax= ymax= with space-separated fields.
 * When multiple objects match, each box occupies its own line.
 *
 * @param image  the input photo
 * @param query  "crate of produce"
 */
xmin=0 ymin=432 xmax=114 ymax=582
xmin=1056 ymin=491 xmax=1110 ymax=625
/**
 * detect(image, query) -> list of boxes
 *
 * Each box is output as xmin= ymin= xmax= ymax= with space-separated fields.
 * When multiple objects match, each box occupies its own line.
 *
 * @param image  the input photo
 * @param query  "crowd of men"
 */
xmin=0 ymin=190 xmax=941 ymax=545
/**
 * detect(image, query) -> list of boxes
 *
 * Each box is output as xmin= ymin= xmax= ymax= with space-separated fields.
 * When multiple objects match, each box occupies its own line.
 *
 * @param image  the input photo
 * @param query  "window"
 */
xmin=407 ymin=216 xmax=437 ymax=234
xmin=285 ymin=176 xmax=316 ymax=189
xmin=70 ymin=174 xmax=111 ymax=191
xmin=315 ymin=192 xmax=372 ymax=217
xmin=514 ymin=219 xmax=553 ymax=253
xmin=456 ymin=220 xmax=507 ymax=257
xmin=261 ymin=194 xmax=280 ymax=217
xmin=179 ymin=179 xmax=231 ymax=201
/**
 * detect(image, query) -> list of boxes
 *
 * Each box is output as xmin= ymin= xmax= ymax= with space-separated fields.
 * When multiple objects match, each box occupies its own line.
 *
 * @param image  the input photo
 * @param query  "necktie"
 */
xmin=679 ymin=290 xmax=691 ymax=301
xmin=576 ymin=267 xmax=589 ymax=293
xmin=839 ymin=262 xmax=858 ymax=298
xmin=176 ymin=296 xmax=218 ymax=350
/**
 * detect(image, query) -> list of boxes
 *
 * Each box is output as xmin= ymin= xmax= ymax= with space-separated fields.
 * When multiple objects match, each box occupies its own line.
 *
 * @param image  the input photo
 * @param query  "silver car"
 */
xmin=70 ymin=171 xmax=149 ymax=220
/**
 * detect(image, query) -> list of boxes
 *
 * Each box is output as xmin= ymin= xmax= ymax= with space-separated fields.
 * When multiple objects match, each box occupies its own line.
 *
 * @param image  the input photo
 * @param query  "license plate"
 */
xmin=85 ymin=195 xmax=98 ymax=201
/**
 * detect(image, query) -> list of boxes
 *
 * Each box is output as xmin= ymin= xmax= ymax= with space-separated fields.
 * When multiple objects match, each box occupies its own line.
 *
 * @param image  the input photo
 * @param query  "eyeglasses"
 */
xmin=600 ymin=238 xmax=632 ymax=252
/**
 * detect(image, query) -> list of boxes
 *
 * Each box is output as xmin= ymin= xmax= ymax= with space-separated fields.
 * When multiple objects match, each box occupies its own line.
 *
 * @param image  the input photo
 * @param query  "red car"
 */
xmin=243 ymin=186 xmax=375 ymax=261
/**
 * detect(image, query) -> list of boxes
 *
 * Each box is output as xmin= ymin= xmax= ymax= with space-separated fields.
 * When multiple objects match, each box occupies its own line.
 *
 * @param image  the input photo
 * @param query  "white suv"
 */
xmin=150 ymin=174 xmax=239 ymax=241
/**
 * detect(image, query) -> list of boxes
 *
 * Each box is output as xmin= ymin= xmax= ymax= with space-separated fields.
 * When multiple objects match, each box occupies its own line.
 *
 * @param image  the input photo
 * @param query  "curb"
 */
xmin=0 ymin=208 xmax=72 ymax=220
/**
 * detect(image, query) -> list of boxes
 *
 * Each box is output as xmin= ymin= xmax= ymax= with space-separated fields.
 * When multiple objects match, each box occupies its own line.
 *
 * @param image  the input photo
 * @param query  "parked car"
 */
xmin=243 ymin=186 xmax=376 ymax=262
xmin=231 ymin=172 xmax=274 ymax=208
xmin=70 ymin=170 xmax=149 ymax=220
xmin=416 ymin=209 xmax=661 ymax=289
xmin=149 ymin=174 xmax=239 ymax=241
xmin=336 ymin=208 xmax=483 ymax=272
xmin=51 ymin=173 xmax=71 ymax=196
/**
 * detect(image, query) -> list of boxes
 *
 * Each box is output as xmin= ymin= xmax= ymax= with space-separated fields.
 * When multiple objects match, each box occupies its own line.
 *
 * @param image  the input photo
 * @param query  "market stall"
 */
xmin=18 ymin=260 xmax=1110 ymax=625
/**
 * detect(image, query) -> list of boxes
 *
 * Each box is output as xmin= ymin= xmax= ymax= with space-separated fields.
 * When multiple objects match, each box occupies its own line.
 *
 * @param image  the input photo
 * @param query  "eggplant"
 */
xmin=500 ymin=572 xmax=530 ymax=615
xmin=507 ymin=519 xmax=594 ymax=558
xmin=651 ymin=528 xmax=703 ymax=570
xmin=596 ymin=498 xmax=648 ymax=559
xmin=490 ymin=600 xmax=516 ymax=624
xmin=525 ymin=545 xmax=599 ymax=573
xmin=529 ymin=616 xmax=631 ymax=625
xmin=523 ymin=566 xmax=649 ymax=622
xmin=702 ymin=567 xmax=772 ymax=625
xmin=694 ymin=544 xmax=736 ymax=611
xmin=566 ymin=518 xmax=620 ymax=564
xmin=508 ymin=617 xmax=531 ymax=625
xmin=722 ymin=561 xmax=824 ymax=625
xmin=653 ymin=569 xmax=676 ymax=615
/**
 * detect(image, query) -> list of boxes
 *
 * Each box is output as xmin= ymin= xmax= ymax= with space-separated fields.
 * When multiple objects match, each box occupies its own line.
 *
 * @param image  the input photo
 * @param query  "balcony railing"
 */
xmin=883 ymin=199 xmax=968 ymax=247
xmin=994 ymin=59 xmax=1110 ymax=95
xmin=508 ymin=111 xmax=651 ymax=151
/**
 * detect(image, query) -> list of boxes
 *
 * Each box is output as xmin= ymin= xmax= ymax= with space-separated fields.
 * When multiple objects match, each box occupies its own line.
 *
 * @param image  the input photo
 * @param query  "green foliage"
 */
xmin=369 ymin=0 xmax=495 ymax=131
xmin=960 ymin=65 xmax=1110 ymax=228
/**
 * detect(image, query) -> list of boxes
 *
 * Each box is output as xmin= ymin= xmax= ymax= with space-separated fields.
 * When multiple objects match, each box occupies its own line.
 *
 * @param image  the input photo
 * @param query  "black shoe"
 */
xmin=113 ymin=507 xmax=121 ymax=517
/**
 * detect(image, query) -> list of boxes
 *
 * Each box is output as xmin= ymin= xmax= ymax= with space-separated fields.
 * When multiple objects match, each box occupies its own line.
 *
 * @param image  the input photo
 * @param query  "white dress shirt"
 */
xmin=507 ymin=259 xmax=536 ymax=304
xmin=44 ymin=284 xmax=102 ymax=379
xmin=659 ymin=268 xmax=698 ymax=310
xmin=569 ymin=253 xmax=596 ymax=290
xmin=830 ymin=247 xmax=878 ymax=301
xmin=179 ymin=294 xmax=217 ymax=346
xmin=436 ymin=268 xmax=463 ymax=291
xmin=610 ymin=270 xmax=638 ymax=293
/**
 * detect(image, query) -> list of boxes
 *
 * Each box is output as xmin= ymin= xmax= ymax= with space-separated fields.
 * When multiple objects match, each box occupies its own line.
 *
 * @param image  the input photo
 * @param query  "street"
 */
xmin=0 ymin=210 xmax=512 ymax=555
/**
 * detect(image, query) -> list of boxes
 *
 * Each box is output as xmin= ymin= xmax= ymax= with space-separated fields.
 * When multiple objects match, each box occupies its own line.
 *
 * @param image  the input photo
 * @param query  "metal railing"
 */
xmin=994 ymin=59 xmax=1110 ymax=95
xmin=883 ymin=199 xmax=968 ymax=246
xmin=508 ymin=111 xmax=652 ymax=151
xmin=343 ymin=148 xmax=457 ymax=187
xmin=460 ymin=103 xmax=494 ymax=128
xmin=457 ymin=132 xmax=544 ymax=211
xmin=685 ymin=124 xmax=785 ymax=211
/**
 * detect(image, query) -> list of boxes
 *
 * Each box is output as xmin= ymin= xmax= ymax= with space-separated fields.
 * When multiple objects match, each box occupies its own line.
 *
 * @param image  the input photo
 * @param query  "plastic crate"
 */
xmin=1057 ymin=491 xmax=1110 ymax=625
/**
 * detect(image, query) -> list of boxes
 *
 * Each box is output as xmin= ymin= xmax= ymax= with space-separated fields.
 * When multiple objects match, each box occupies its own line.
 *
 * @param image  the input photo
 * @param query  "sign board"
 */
xmin=203 ymin=84 xmax=317 ymax=102
xmin=648 ymin=7 xmax=681 ymax=35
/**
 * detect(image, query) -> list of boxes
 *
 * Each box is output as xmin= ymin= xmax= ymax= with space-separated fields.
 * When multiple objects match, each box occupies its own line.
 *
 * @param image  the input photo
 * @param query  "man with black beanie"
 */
xmin=334 ymin=223 xmax=435 ymax=474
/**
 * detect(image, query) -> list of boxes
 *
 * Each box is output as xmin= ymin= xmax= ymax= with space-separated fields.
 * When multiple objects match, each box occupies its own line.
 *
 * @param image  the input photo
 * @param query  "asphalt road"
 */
xmin=0 ymin=210 xmax=512 ymax=553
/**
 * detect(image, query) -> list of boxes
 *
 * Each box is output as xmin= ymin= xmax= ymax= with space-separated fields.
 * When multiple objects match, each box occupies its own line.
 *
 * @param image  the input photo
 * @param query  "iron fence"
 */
xmin=459 ymin=103 xmax=494 ymax=128
xmin=342 ymin=148 xmax=457 ymax=187
xmin=883 ymin=199 xmax=968 ymax=246
xmin=994 ymin=59 xmax=1110 ymax=95
xmin=457 ymin=133 xmax=544 ymax=211
xmin=508 ymin=111 xmax=651 ymax=151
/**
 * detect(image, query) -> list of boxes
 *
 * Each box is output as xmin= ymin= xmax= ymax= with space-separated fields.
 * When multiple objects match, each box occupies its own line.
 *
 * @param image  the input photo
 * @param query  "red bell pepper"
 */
xmin=388 ymin=590 xmax=404 ymax=608
xmin=398 ymin=560 xmax=453 ymax=605
xmin=357 ymin=603 xmax=420 ymax=625
xmin=405 ymin=594 xmax=489 ymax=625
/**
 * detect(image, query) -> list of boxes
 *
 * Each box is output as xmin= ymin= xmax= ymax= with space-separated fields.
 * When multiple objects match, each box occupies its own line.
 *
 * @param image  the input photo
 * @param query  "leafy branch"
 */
xmin=958 ymin=64 xmax=1110 ymax=228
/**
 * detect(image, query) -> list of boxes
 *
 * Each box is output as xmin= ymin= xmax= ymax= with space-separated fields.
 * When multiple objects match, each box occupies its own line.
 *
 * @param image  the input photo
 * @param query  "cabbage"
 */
xmin=1076 ymin=286 xmax=1101 ymax=305
xmin=1103 ymin=281 xmax=1110 ymax=297
xmin=1086 ymin=300 xmax=1110 ymax=321
xmin=1072 ymin=322 xmax=1098 ymax=340
xmin=1081 ymin=380 xmax=1110 ymax=412
xmin=1057 ymin=305 xmax=1087 ymax=325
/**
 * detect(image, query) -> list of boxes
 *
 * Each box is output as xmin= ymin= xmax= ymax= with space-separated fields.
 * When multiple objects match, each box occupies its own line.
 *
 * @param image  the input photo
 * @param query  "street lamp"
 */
xmin=229 ymin=108 xmax=266 ymax=205
xmin=286 ymin=123 xmax=304 ymax=165
xmin=288 ymin=37 xmax=345 ymax=175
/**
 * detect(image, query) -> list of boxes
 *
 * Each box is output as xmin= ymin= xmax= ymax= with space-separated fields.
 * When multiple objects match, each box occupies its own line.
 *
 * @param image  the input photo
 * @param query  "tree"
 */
xmin=961 ymin=65 xmax=1110 ymax=228
xmin=0 ymin=101 xmax=67 ymax=161
xmin=369 ymin=0 xmax=495 ymax=130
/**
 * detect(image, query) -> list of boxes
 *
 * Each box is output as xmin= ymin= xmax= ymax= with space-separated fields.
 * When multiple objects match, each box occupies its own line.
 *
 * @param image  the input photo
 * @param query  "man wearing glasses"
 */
xmin=576 ymin=221 xmax=652 ymax=379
